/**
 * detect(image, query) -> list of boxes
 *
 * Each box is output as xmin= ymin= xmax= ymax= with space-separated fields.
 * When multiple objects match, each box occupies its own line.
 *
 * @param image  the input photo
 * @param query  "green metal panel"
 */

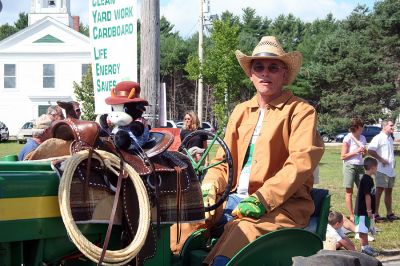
xmin=144 ymin=225 xmax=172 ymax=266
xmin=0 ymin=170 xmax=58 ymax=198
xmin=315 ymin=194 xmax=331 ymax=241
xmin=0 ymin=155 xmax=18 ymax=161
xmin=0 ymin=161 xmax=124 ymax=265
xmin=179 ymin=229 xmax=208 ymax=266
xmin=0 ymin=217 xmax=122 ymax=265
xmin=226 ymin=228 xmax=322 ymax=266
xmin=0 ymin=161 xmax=53 ymax=172
xmin=0 ymin=218 xmax=119 ymax=243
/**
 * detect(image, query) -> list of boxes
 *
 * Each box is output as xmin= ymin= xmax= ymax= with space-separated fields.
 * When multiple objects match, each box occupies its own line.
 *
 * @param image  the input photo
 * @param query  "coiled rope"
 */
xmin=58 ymin=150 xmax=151 ymax=265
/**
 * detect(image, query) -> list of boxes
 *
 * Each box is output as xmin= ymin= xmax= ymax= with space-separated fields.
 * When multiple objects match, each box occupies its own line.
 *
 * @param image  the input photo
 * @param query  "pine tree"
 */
xmin=73 ymin=65 xmax=96 ymax=121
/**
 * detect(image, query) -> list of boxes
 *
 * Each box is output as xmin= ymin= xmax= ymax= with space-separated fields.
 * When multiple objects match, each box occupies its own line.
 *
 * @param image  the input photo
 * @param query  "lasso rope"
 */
xmin=58 ymin=150 xmax=151 ymax=265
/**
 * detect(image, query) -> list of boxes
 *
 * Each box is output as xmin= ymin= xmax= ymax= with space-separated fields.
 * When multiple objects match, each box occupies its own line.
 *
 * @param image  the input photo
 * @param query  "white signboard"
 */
xmin=89 ymin=0 xmax=138 ymax=114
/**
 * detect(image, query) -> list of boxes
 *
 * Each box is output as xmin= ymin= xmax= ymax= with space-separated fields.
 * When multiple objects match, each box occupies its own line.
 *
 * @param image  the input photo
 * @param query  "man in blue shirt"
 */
xmin=18 ymin=114 xmax=52 ymax=160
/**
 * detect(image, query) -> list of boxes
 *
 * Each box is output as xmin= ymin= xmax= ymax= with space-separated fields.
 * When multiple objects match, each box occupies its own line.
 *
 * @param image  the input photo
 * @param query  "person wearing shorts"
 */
xmin=341 ymin=118 xmax=367 ymax=222
xmin=354 ymin=157 xmax=378 ymax=257
xmin=368 ymin=119 xmax=399 ymax=222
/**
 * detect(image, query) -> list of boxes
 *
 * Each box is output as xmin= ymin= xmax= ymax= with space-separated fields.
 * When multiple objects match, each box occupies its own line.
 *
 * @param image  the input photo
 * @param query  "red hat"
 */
xmin=105 ymin=81 xmax=149 ymax=105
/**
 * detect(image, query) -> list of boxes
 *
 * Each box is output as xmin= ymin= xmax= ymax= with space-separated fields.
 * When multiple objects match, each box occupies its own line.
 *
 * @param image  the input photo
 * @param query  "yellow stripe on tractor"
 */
xmin=0 ymin=196 xmax=60 ymax=221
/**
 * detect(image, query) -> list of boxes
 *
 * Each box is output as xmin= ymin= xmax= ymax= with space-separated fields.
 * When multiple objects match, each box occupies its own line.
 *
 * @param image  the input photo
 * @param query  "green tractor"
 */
xmin=0 ymin=129 xmax=330 ymax=266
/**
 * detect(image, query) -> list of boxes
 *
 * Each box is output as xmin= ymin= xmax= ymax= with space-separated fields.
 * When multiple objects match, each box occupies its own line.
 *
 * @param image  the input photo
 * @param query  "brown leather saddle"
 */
xmin=48 ymin=118 xmax=174 ymax=159
xmin=44 ymin=118 xmax=204 ymax=264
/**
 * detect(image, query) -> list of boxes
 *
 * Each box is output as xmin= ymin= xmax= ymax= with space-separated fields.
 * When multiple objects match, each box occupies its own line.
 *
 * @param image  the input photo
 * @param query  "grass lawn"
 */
xmin=0 ymin=141 xmax=23 ymax=158
xmin=316 ymin=146 xmax=400 ymax=254
xmin=1 ymin=141 xmax=399 ymax=256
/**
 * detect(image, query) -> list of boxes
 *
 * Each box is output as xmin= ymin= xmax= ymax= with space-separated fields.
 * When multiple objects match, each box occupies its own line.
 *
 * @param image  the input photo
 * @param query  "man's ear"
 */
xmin=283 ymin=69 xmax=289 ymax=85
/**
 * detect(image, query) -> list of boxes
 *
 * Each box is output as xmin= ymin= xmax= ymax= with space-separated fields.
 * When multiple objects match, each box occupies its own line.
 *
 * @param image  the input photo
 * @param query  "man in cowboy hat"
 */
xmin=18 ymin=114 xmax=53 ymax=160
xmin=201 ymin=36 xmax=324 ymax=265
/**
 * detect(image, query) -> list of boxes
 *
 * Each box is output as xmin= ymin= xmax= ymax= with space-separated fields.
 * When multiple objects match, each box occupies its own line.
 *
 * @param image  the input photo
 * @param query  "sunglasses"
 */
xmin=252 ymin=63 xmax=286 ymax=74
xmin=75 ymin=109 xmax=81 ymax=113
xmin=184 ymin=118 xmax=191 ymax=120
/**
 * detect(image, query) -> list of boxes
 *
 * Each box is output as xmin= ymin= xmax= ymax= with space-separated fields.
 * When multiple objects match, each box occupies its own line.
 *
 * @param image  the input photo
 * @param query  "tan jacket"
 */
xmin=202 ymin=90 xmax=324 ymax=263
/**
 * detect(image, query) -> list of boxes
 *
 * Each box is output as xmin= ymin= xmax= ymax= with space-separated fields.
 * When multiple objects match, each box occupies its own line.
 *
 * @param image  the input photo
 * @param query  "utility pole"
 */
xmin=141 ymin=0 xmax=160 ymax=128
xmin=197 ymin=0 xmax=204 ymax=123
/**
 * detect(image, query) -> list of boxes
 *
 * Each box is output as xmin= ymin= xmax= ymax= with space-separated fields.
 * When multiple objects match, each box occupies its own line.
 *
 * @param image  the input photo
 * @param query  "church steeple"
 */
xmin=29 ymin=0 xmax=72 ymax=27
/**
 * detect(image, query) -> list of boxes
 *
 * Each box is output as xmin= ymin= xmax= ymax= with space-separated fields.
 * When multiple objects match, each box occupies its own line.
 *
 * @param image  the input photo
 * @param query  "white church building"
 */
xmin=0 ymin=0 xmax=90 ymax=135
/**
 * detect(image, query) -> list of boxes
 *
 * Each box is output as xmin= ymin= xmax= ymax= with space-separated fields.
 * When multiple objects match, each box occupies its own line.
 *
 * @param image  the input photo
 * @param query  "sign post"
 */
xmin=89 ymin=0 xmax=138 ymax=114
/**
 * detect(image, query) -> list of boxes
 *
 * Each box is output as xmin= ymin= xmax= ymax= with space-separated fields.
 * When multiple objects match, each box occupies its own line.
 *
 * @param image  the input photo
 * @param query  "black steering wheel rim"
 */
xmin=179 ymin=130 xmax=234 ymax=212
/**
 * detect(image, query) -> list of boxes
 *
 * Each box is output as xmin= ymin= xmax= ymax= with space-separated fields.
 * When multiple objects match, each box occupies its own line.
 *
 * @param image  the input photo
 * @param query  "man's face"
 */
xmin=383 ymin=121 xmax=394 ymax=135
xmin=250 ymin=59 xmax=288 ymax=100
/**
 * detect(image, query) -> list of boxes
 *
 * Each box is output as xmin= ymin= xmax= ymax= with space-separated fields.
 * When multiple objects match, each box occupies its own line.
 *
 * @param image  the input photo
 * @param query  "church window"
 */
xmin=43 ymin=64 xmax=55 ymax=88
xmin=4 ymin=64 xmax=16 ymax=88
xmin=82 ymin=64 xmax=89 ymax=77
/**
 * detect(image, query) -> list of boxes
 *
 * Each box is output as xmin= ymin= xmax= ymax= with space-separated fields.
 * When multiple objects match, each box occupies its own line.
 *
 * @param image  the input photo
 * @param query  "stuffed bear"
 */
xmin=100 ymin=81 xmax=151 ymax=152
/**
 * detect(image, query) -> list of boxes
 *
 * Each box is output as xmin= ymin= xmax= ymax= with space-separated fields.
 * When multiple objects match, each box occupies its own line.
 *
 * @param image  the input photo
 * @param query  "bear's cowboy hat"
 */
xmin=105 ymin=81 xmax=149 ymax=105
xmin=235 ymin=36 xmax=302 ymax=85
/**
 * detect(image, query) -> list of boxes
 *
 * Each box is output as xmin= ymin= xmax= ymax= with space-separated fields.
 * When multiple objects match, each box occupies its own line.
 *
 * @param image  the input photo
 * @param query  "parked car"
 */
xmin=17 ymin=121 xmax=34 ymax=144
xmin=335 ymin=125 xmax=381 ymax=143
xmin=317 ymin=128 xmax=335 ymax=143
xmin=165 ymin=120 xmax=178 ymax=128
xmin=201 ymin=121 xmax=216 ymax=133
xmin=0 ymin=121 xmax=9 ymax=142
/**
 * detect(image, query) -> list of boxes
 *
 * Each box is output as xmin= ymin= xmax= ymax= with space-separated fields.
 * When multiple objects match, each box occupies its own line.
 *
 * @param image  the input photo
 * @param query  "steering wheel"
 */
xmin=179 ymin=129 xmax=234 ymax=212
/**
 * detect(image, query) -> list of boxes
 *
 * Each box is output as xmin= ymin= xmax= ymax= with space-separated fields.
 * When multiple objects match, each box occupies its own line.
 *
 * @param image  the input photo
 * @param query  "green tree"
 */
xmin=0 ymin=24 xmax=17 ymax=41
xmin=312 ymin=27 xmax=398 ymax=131
xmin=79 ymin=23 xmax=89 ymax=37
xmin=14 ymin=12 xmax=28 ymax=30
xmin=268 ymin=14 xmax=305 ymax=52
xmin=201 ymin=16 xmax=243 ymax=126
xmin=73 ymin=65 xmax=96 ymax=121
xmin=293 ymin=14 xmax=339 ymax=100
xmin=237 ymin=7 xmax=270 ymax=61
xmin=0 ymin=12 xmax=28 ymax=40
xmin=371 ymin=0 xmax=400 ymax=62
xmin=159 ymin=16 xmax=196 ymax=119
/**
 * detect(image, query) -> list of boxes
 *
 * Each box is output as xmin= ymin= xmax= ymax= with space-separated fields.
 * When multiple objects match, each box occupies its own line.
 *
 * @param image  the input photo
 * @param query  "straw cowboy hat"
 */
xmin=235 ymin=36 xmax=302 ymax=85
xmin=32 ymin=114 xmax=52 ymax=135
xmin=105 ymin=81 xmax=148 ymax=105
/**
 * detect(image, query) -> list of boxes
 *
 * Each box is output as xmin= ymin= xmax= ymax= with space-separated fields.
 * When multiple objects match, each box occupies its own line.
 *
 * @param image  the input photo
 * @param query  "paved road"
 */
xmin=382 ymin=258 xmax=400 ymax=266
xmin=380 ymin=253 xmax=400 ymax=265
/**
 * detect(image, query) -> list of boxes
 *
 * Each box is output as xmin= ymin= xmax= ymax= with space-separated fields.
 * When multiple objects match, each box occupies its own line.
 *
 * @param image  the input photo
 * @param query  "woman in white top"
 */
xmin=341 ymin=118 xmax=367 ymax=222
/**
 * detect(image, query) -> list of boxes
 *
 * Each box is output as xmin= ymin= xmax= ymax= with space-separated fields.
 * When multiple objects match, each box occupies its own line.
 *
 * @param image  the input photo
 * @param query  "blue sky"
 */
xmin=0 ymin=0 xmax=377 ymax=38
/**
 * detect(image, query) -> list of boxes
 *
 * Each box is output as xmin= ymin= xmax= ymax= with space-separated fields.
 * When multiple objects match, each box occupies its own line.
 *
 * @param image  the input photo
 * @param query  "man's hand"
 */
xmin=201 ymin=182 xmax=218 ymax=220
xmin=232 ymin=195 xmax=266 ymax=219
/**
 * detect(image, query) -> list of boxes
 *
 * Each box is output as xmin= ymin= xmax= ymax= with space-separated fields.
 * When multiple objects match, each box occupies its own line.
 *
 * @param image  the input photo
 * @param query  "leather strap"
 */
xmin=349 ymin=133 xmax=364 ymax=148
xmin=84 ymin=148 xmax=94 ymax=204
xmin=174 ymin=166 xmax=182 ymax=244
xmin=98 ymin=159 xmax=127 ymax=265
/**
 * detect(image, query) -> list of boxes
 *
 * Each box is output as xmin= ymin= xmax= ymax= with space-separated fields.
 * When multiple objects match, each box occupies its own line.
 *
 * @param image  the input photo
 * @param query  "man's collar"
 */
xmin=248 ymin=90 xmax=293 ymax=109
